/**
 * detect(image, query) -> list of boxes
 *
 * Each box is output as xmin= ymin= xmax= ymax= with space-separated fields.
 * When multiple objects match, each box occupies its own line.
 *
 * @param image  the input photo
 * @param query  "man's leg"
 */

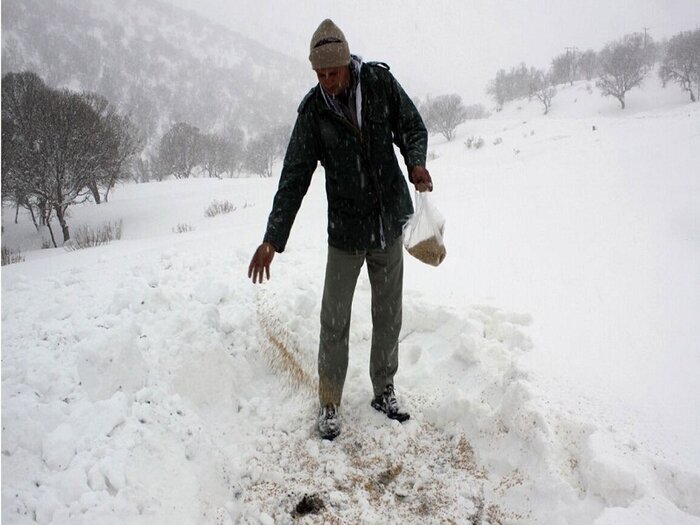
xmin=366 ymin=237 xmax=403 ymax=397
xmin=318 ymin=245 xmax=364 ymax=407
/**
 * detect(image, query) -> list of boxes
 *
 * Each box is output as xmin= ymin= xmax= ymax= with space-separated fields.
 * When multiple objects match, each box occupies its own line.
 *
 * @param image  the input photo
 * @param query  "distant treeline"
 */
xmin=369 ymin=28 xmax=700 ymax=146
xmin=487 ymin=28 xmax=700 ymax=111
xmin=1 ymin=70 xmax=294 ymax=246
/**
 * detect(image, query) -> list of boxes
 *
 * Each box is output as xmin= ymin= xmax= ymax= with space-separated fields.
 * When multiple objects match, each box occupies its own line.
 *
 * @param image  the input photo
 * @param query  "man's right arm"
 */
xmin=262 ymin=109 xmax=319 ymax=253
xmin=249 ymin=109 xmax=319 ymax=283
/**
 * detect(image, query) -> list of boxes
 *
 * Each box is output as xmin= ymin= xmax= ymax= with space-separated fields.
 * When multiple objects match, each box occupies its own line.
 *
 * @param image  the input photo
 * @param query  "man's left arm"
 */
xmin=388 ymin=74 xmax=433 ymax=192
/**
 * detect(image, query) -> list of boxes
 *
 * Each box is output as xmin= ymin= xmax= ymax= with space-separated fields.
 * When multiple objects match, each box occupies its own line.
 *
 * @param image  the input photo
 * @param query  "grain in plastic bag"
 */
xmin=403 ymin=191 xmax=446 ymax=266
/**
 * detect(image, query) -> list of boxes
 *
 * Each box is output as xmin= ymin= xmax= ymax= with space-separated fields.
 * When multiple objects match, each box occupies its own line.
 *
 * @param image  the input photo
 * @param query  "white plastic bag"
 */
xmin=403 ymin=192 xmax=446 ymax=266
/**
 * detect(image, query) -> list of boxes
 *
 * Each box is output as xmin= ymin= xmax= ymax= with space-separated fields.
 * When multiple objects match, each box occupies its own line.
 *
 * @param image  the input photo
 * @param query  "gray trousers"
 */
xmin=318 ymin=237 xmax=403 ymax=406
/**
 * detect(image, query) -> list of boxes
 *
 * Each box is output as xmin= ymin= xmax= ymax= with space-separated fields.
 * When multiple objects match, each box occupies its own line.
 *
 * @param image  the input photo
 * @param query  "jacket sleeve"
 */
xmin=263 ymin=109 xmax=319 ymax=252
xmin=387 ymin=72 xmax=428 ymax=180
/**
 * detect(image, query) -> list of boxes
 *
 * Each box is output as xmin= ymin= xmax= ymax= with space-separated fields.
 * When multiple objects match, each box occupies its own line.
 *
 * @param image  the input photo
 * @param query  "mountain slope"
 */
xmin=1 ymin=0 xmax=310 ymax=141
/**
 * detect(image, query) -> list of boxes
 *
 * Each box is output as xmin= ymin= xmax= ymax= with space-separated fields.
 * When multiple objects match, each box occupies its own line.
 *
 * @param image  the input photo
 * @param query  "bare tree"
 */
xmin=131 ymin=156 xmax=153 ymax=183
xmin=243 ymin=124 xmax=290 ymax=177
xmin=38 ymin=89 xmax=105 ymax=242
xmin=486 ymin=69 xmax=509 ymax=109
xmin=81 ymin=93 xmax=140 ymax=202
xmin=200 ymin=133 xmax=229 ymax=178
xmin=511 ymin=63 xmax=533 ymax=99
xmin=156 ymin=122 xmax=202 ymax=179
xmin=659 ymin=29 xmax=700 ymax=102
xmin=223 ymin=126 xmax=245 ymax=176
xmin=1 ymin=72 xmax=47 ymax=227
xmin=551 ymin=52 xmax=578 ymax=86
xmin=578 ymin=49 xmax=598 ymax=81
xmin=200 ymin=131 xmax=247 ymax=178
xmin=2 ymin=72 xmax=138 ymax=245
xmin=530 ymin=70 xmax=557 ymax=115
xmin=244 ymin=135 xmax=276 ymax=177
xmin=487 ymin=64 xmax=544 ymax=108
xmin=421 ymin=94 xmax=468 ymax=141
xmin=596 ymin=33 xmax=654 ymax=109
xmin=464 ymin=103 xmax=489 ymax=120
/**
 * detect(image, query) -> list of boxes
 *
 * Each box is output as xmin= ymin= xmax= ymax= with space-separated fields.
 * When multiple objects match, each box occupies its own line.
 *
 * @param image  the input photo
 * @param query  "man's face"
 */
xmin=315 ymin=66 xmax=350 ymax=97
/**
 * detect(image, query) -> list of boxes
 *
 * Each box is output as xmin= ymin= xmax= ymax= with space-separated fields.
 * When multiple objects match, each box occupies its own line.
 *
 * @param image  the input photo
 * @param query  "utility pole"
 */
xmin=643 ymin=27 xmax=650 ymax=48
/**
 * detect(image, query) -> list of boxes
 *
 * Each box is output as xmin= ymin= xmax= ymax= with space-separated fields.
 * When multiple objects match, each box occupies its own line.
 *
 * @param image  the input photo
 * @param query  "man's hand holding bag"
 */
xmin=403 ymin=191 xmax=446 ymax=266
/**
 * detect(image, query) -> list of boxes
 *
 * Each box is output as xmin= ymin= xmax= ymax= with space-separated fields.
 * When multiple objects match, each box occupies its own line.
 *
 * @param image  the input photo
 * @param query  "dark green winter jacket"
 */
xmin=263 ymin=62 xmax=427 ymax=252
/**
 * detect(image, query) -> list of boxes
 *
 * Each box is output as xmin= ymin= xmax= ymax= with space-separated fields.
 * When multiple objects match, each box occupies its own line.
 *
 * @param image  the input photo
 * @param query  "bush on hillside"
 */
xmin=464 ymin=136 xmax=484 ymax=149
xmin=64 ymin=220 xmax=123 ymax=251
xmin=173 ymin=223 xmax=194 ymax=233
xmin=205 ymin=199 xmax=236 ymax=217
xmin=1 ymin=246 xmax=25 ymax=265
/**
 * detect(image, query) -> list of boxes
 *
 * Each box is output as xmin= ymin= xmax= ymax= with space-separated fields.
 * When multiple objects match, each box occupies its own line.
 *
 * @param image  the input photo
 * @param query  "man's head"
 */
xmin=309 ymin=19 xmax=351 ymax=96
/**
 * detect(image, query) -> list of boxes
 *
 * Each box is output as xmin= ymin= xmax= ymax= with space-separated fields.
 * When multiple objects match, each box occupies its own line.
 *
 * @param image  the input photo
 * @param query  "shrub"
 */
xmin=205 ymin=199 xmax=236 ymax=217
xmin=64 ymin=220 xmax=123 ymax=251
xmin=465 ymin=136 xmax=484 ymax=149
xmin=1 ymin=246 xmax=25 ymax=265
xmin=173 ymin=223 xmax=194 ymax=233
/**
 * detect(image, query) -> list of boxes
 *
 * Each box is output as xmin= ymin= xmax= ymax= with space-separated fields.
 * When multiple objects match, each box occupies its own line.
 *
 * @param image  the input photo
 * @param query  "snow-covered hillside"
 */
xmin=2 ymin=78 xmax=699 ymax=524
xmin=1 ymin=0 xmax=309 ymax=140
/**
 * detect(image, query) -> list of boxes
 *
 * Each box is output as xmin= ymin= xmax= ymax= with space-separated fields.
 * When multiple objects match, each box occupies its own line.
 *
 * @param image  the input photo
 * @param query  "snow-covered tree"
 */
xmin=487 ymin=64 xmax=542 ymax=109
xmin=1 ymin=71 xmax=48 ymax=228
xmin=422 ymin=94 xmax=469 ymax=141
xmin=596 ymin=33 xmax=655 ymax=109
xmin=578 ymin=49 xmax=598 ymax=81
xmin=200 ymin=133 xmax=230 ymax=179
xmin=486 ymin=69 xmax=509 ymax=109
xmin=550 ymin=52 xmax=578 ymax=86
xmin=530 ymin=70 xmax=557 ymax=115
xmin=199 ymin=130 xmax=245 ymax=179
xmin=243 ymin=125 xmax=290 ymax=177
xmin=2 ymin=71 xmax=138 ymax=245
xmin=659 ymin=29 xmax=700 ymax=102
xmin=156 ymin=122 xmax=202 ymax=179
xmin=463 ymin=103 xmax=489 ymax=120
xmin=81 ymin=93 xmax=140 ymax=203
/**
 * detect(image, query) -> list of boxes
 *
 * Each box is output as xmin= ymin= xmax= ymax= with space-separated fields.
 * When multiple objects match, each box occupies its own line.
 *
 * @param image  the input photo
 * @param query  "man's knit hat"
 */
xmin=309 ymin=19 xmax=351 ymax=70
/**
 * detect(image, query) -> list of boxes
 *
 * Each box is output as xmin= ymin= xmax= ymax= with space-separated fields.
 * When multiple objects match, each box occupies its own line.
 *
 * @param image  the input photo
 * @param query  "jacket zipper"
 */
xmin=322 ymin=108 xmax=387 ymax=249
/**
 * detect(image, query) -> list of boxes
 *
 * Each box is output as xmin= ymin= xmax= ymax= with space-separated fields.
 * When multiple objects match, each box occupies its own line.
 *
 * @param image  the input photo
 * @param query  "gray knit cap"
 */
xmin=309 ymin=19 xmax=351 ymax=70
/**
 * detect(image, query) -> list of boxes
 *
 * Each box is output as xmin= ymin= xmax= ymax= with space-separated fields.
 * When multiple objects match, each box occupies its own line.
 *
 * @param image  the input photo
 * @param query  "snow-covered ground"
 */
xmin=2 ymin=78 xmax=699 ymax=524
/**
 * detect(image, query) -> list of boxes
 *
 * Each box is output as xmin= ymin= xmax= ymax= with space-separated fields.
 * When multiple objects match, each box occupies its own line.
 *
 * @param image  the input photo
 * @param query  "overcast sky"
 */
xmin=165 ymin=0 xmax=699 ymax=105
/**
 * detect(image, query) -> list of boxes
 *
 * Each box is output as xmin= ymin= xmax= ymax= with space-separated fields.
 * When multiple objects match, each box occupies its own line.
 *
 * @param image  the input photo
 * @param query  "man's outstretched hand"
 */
xmin=248 ymin=242 xmax=276 ymax=283
xmin=411 ymin=166 xmax=433 ymax=192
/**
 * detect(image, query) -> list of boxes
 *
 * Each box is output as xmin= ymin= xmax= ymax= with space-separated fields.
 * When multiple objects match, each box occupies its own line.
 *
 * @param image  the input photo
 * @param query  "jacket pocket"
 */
xmin=319 ymin=119 xmax=342 ymax=150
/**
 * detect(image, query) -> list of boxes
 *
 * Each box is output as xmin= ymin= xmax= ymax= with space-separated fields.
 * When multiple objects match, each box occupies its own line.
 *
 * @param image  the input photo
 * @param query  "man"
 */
xmin=248 ymin=19 xmax=432 ymax=440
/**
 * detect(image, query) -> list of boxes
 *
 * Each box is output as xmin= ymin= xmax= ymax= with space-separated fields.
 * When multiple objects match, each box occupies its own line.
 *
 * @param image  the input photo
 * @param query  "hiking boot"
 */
xmin=371 ymin=384 xmax=410 ymax=423
xmin=318 ymin=404 xmax=341 ymax=440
